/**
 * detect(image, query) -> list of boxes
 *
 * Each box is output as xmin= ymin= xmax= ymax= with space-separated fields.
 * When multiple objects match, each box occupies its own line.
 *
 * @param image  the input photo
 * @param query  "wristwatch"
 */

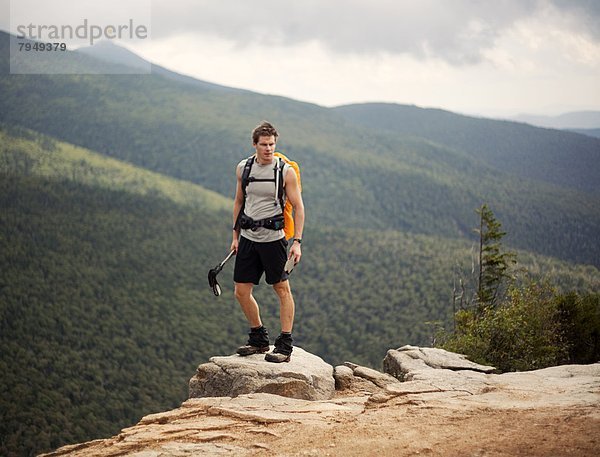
xmin=293 ymin=238 xmax=302 ymax=244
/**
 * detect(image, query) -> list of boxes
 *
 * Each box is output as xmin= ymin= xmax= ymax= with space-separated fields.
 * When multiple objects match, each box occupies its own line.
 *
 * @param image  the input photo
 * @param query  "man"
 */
xmin=230 ymin=121 xmax=304 ymax=363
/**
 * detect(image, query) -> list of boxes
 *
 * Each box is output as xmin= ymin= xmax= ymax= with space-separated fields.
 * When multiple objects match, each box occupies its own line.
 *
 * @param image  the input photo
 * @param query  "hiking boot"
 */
xmin=237 ymin=345 xmax=270 ymax=356
xmin=237 ymin=326 xmax=270 ymax=356
xmin=265 ymin=332 xmax=293 ymax=363
xmin=264 ymin=351 xmax=291 ymax=363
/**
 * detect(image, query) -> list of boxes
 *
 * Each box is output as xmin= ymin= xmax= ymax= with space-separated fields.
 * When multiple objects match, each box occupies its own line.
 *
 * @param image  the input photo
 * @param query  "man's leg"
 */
xmin=265 ymin=280 xmax=295 ymax=363
xmin=234 ymin=282 xmax=262 ymax=328
xmin=234 ymin=282 xmax=270 ymax=355
xmin=272 ymin=280 xmax=295 ymax=333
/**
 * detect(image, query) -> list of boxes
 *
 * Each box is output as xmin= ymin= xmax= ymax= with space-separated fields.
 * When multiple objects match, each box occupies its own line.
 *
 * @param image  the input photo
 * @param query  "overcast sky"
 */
xmin=3 ymin=0 xmax=600 ymax=117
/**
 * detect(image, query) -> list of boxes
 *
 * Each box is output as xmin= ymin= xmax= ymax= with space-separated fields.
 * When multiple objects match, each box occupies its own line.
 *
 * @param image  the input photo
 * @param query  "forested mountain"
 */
xmin=1 ymin=31 xmax=599 ymax=267
xmin=0 ymin=126 xmax=235 ymax=454
xmin=2 ymin=126 xmax=598 ymax=456
xmin=333 ymin=103 xmax=600 ymax=195
xmin=1 ymin=31 xmax=599 ymax=455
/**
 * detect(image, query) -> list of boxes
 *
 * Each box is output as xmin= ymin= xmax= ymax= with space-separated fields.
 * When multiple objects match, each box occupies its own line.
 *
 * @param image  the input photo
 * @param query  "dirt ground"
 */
xmin=42 ymin=393 xmax=600 ymax=457
xmin=249 ymin=394 xmax=600 ymax=457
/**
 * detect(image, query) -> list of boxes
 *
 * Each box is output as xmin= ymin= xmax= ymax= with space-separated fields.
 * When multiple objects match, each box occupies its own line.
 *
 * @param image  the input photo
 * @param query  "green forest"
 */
xmin=1 ymin=30 xmax=599 ymax=456
xmin=1 ymin=127 xmax=598 ymax=456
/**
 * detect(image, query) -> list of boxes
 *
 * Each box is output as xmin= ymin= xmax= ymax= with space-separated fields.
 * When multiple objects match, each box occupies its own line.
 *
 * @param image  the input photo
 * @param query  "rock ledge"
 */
xmin=189 ymin=346 xmax=335 ymax=401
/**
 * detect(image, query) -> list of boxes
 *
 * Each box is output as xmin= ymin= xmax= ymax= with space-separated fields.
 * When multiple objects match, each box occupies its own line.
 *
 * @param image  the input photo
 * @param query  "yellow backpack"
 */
xmin=274 ymin=152 xmax=302 ymax=240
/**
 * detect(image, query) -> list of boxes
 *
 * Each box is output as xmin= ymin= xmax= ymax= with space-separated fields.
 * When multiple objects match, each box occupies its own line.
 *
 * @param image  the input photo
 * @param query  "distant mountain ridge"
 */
xmin=333 ymin=102 xmax=600 ymax=195
xmin=76 ymin=40 xmax=244 ymax=92
xmin=569 ymin=128 xmax=600 ymax=139
xmin=513 ymin=111 xmax=600 ymax=130
xmin=76 ymin=41 xmax=151 ymax=72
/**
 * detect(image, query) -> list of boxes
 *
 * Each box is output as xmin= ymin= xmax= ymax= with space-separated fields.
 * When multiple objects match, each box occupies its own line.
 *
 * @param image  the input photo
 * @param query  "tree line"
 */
xmin=440 ymin=204 xmax=599 ymax=371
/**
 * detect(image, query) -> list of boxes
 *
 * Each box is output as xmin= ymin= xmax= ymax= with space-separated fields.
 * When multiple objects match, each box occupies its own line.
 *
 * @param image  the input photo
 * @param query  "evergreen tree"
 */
xmin=474 ymin=204 xmax=516 ymax=310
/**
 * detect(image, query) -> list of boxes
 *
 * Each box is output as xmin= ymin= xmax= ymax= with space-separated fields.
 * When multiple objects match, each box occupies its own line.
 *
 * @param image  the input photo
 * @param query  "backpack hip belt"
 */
xmin=239 ymin=213 xmax=285 ymax=231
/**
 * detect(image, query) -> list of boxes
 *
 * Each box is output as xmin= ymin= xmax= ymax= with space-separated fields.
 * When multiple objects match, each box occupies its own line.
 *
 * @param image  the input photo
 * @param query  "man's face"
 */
xmin=254 ymin=135 xmax=276 ymax=163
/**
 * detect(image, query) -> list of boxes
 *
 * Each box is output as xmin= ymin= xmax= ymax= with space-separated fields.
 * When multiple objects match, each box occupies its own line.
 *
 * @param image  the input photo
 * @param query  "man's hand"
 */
xmin=289 ymin=240 xmax=301 ymax=264
xmin=230 ymin=235 xmax=239 ymax=254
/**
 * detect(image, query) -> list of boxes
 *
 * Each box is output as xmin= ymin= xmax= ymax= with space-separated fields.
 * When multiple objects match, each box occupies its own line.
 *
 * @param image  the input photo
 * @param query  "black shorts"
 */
xmin=234 ymin=236 xmax=289 ymax=285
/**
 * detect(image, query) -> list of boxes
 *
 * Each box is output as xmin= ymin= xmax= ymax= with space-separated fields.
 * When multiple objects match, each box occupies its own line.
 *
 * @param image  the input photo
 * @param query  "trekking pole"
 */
xmin=207 ymin=250 xmax=235 ymax=296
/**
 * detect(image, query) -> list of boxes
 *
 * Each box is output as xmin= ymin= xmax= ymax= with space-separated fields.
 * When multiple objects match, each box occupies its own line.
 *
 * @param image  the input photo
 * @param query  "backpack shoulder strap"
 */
xmin=241 ymin=155 xmax=255 ymax=197
xmin=275 ymin=157 xmax=286 ymax=212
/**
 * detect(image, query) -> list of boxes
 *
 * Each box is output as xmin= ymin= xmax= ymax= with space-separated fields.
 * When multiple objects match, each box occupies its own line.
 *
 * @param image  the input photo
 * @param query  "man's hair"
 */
xmin=252 ymin=121 xmax=278 ymax=144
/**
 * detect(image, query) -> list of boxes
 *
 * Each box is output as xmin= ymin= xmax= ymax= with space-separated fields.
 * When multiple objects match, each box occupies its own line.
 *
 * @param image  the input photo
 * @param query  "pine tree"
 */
xmin=474 ymin=204 xmax=516 ymax=311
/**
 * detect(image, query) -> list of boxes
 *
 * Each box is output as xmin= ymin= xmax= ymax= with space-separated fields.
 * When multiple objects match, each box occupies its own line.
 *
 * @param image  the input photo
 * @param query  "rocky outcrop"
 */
xmin=334 ymin=345 xmax=497 ymax=397
xmin=334 ymin=361 xmax=400 ymax=393
xmin=189 ymin=346 xmax=335 ymax=401
xmin=382 ymin=344 xmax=496 ymax=387
xmin=336 ymin=345 xmax=600 ymax=411
xmin=383 ymin=345 xmax=496 ymax=381
xmin=42 ymin=347 xmax=600 ymax=456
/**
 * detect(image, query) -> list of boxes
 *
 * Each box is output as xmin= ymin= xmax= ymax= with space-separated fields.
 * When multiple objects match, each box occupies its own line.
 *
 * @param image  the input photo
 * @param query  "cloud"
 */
xmin=2 ymin=0 xmax=598 ymax=65
xmin=2 ymin=0 xmax=598 ymax=115
xmin=130 ymin=0 xmax=599 ymax=115
xmin=549 ymin=0 xmax=600 ymax=35
xmin=149 ymin=0 xmax=598 ymax=65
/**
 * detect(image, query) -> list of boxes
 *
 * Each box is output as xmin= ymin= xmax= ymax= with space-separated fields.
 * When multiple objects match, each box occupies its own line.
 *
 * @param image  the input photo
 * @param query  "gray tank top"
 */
xmin=237 ymin=157 xmax=290 ymax=243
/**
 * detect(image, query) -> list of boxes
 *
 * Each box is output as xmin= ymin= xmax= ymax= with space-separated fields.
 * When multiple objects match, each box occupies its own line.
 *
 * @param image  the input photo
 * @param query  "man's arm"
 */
xmin=285 ymin=167 xmax=304 ymax=263
xmin=231 ymin=166 xmax=244 ymax=253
